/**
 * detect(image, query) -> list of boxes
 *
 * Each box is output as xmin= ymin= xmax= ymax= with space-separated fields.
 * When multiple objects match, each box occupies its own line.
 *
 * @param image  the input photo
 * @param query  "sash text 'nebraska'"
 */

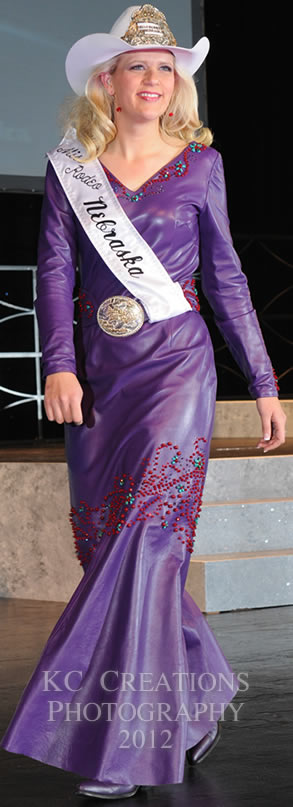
xmin=83 ymin=199 xmax=143 ymax=276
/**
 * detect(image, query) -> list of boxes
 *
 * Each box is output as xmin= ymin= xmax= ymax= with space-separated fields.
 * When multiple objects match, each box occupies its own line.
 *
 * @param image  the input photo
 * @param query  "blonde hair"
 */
xmin=58 ymin=53 xmax=213 ymax=162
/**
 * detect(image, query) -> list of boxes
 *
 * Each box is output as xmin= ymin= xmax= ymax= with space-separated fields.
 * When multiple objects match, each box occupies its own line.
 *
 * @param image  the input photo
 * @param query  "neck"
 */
xmin=107 ymin=117 xmax=165 ymax=161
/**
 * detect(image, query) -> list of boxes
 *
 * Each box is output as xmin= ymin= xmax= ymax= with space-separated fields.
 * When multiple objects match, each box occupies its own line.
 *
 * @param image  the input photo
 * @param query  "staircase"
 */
xmin=0 ymin=400 xmax=292 ymax=610
xmin=185 ymin=400 xmax=293 ymax=612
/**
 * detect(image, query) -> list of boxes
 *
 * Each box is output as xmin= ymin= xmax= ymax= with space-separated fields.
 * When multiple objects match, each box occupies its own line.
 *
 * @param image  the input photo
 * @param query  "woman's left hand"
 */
xmin=255 ymin=397 xmax=286 ymax=453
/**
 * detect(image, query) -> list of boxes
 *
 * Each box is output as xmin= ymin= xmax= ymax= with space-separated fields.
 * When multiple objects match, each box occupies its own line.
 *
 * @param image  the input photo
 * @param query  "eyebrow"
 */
xmin=125 ymin=58 xmax=174 ymax=66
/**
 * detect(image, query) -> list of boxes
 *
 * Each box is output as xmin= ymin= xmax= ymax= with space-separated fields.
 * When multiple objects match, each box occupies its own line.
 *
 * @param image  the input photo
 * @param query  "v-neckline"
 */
xmin=98 ymin=143 xmax=192 ymax=194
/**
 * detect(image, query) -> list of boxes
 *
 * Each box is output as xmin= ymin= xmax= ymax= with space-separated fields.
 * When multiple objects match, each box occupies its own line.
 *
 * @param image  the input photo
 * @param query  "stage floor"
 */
xmin=0 ymin=598 xmax=292 ymax=805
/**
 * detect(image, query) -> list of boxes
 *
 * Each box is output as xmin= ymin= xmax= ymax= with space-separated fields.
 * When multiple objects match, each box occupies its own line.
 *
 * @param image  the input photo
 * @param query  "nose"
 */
xmin=142 ymin=68 xmax=160 ymax=85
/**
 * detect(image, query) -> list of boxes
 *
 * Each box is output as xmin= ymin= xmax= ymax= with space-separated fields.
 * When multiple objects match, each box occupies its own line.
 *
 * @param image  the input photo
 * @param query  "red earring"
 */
xmin=169 ymin=112 xmax=173 ymax=117
xmin=116 ymin=106 xmax=122 ymax=112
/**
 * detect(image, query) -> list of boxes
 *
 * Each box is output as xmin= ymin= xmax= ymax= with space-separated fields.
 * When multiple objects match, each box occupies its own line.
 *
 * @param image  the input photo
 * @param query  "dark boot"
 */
xmin=76 ymin=780 xmax=141 ymax=799
xmin=186 ymin=721 xmax=221 ymax=764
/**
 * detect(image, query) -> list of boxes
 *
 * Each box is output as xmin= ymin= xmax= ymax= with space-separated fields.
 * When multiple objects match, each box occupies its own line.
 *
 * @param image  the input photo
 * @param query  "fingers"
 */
xmin=262 ymin=420 xmax=286 ymax=453
xmin=69 ymin=399 xmax=83 ymax=426
xmin=44 ymin=378 xmax=84 ymax=425
xmin=256 ymin=420 xmax=286 ymax=453
xmin=58 ymin=395 xmax=83 ymax=425
xmin=259 ymin=436 xmax=281 ymax=453
xmin=44 ymin=396 xmax=70 ymax=425
xmin=255 ymin=398 xmax=287 ymax=454
xmin=44 ymin=397 xmax=64 ymax=424
xmin=261 ymin=413 xmax=272 ymax=442
xmin=45 ymin=397 xmax=83 ymax=425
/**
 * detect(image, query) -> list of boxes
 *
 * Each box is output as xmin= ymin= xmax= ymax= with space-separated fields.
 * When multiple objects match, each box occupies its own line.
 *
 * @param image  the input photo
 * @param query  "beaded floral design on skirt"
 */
xmin=70 ymin=438 xmax=207 ymax=568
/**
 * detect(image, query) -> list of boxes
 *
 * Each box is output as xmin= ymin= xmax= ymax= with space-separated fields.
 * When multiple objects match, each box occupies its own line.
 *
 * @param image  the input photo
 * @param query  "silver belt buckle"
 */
xmin=97 ymin=296 xmax=145 ymax=337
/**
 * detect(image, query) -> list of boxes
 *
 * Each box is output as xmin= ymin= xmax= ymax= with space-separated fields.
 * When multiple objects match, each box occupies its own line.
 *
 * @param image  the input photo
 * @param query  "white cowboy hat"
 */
xmin=65 ymin=4 xmax=210 ymax=96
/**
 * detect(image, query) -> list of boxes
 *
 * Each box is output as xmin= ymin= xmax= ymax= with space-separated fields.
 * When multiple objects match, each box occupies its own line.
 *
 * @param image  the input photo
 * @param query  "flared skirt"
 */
xmin=0 ymin=310 xmax=240 ymax=784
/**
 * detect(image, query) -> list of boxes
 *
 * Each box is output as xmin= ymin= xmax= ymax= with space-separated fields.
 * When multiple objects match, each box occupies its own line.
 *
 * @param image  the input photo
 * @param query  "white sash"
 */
xmin=47 ymin=128 xmax=192 ymax=323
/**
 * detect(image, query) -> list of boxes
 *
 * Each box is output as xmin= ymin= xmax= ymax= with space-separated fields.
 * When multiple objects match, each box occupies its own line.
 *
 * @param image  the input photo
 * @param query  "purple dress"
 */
xmin=0 ymin=142 xmax=278 ymax=785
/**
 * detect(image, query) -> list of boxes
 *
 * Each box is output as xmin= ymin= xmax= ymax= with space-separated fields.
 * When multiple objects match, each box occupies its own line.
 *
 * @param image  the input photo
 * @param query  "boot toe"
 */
xmin=186 ymin=721 xmax=221 ymax=765
xmin=76 ymin=779 xmax=140 ymax=799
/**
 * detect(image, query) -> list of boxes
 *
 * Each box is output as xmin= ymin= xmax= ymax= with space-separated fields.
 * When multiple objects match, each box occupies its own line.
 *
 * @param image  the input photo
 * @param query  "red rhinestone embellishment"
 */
xmin=272 ymin=367 xmax=280 ymax=392
xmin=69 ymin=438 xmax=207 ymax=568
xmin=102 ymin=141 xmax=207 ymax=203
xmin=78 ymin=290 xmax=94 ymax=318
xmin=182 ymin=275 xmax=200 ymax=312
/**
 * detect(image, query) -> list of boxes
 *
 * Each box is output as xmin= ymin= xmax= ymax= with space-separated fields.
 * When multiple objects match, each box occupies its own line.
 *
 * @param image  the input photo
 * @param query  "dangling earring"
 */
xmin=113 ymin=95 xmax=121 ymax=112
xmin=169 ymin=112 xmax=173 ymax=117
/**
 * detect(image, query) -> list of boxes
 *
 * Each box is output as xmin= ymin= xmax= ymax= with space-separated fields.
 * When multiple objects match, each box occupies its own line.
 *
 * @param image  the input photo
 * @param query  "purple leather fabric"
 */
xmin=35 ymin=144 xmax=278 ymax=399
xmin=0 ymin=144 xmax=276 ymax=785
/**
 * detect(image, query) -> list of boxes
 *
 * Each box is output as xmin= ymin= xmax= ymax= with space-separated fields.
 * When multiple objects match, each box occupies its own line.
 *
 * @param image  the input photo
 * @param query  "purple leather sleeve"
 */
xmin=35 ymin=161 xmax=78 ymax=378
xmin=199 ymin=153 xmax=278 ymax=398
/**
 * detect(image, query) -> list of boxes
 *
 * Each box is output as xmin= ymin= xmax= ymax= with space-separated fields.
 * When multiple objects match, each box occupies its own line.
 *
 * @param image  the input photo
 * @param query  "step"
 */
xmin=203 ymin=454 xmax=293 ymax=502
xmin=194 ymin=499 xmax=293 ymax=554
xmin=186 ymin=550 xmax=293 ymax=612
xmin=213 ymin=399 xmax=293 ymax=438
xmin=1 ymin=453 xmax=292 ymax=608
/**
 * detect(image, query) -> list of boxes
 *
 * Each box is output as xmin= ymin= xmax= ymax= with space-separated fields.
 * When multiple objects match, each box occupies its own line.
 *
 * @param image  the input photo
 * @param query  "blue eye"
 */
xmin=129 ymin=64 xmax=173 ymax=71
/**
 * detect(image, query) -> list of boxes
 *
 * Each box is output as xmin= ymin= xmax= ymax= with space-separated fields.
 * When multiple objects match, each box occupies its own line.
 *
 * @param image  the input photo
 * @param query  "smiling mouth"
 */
xmin=137 ymin=92 xmax=162 ymax=100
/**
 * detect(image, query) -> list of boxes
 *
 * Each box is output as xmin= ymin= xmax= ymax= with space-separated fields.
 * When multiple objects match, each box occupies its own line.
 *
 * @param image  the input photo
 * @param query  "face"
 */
xmin=101 ymin=49 xmax=175 ymax=121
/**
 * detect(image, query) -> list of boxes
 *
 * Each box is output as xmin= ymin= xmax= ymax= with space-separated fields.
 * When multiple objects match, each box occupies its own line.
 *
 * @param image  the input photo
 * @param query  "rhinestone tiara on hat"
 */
xmin=120 ymin=4 xmax=177 ymax=46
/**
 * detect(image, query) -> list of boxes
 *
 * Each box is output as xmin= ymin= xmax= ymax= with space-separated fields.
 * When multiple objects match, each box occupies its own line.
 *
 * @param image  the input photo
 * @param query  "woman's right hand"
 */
xmin=44 ymin=372 xmax=84 ymax=425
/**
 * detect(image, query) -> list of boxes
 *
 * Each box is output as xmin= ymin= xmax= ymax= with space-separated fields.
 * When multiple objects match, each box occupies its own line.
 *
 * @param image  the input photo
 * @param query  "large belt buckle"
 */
xmin=97 ymin=295 xmax=145 ymax=337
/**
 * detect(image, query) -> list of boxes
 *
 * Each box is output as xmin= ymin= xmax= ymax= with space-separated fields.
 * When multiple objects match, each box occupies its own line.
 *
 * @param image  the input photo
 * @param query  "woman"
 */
xmin=0 ymin=4 xmax=286 ymax=801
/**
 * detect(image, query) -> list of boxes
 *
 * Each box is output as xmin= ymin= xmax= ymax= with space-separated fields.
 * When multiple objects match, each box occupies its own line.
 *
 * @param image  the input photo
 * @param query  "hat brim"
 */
xmin=65 ymin=34 xmax=210 ymax=95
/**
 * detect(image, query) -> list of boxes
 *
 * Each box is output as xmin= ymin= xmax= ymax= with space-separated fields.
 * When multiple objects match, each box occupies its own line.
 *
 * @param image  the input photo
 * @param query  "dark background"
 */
xmin=0 ymin=1 xmax=291 ymax=442
xmin=202 ymin=0 xmax=289 ymax=234
xmin=199 ymin=0 xmax=292 ymax=397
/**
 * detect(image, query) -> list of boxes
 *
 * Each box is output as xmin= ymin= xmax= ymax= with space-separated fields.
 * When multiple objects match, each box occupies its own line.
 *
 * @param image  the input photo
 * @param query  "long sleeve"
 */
xmin=198 ymin=152 xmax=278 ymax=399
xmin=35 ymin=160 xmax=78 ymax=378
